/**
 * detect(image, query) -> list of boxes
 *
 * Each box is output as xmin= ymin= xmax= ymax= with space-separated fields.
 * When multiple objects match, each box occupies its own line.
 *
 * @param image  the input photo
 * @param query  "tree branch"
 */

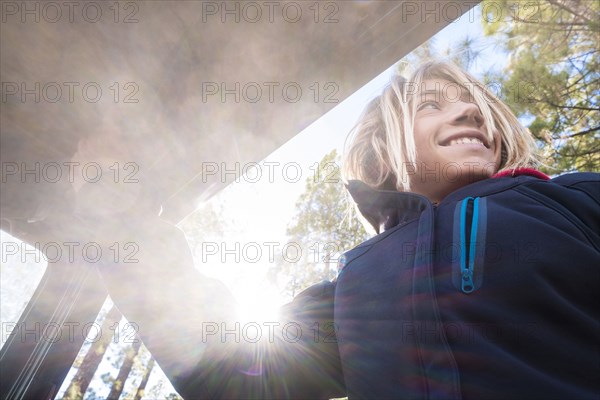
xmin=565 ymin=126 xmax=600 ymax=138
xmin=546 ymin=0 xmax=594 ymax=25
xmin=531 ymin=97 xmax=600 ymax=112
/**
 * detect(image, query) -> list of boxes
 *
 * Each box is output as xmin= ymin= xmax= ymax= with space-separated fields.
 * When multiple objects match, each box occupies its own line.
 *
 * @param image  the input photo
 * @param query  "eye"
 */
xmin=417 ymin=101 xmax=440 ymax=111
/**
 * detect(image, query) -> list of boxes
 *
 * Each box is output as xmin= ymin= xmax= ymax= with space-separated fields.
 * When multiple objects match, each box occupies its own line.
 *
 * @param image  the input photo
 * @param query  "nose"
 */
xmin=450 ymin=101 xmax=484 ymax=127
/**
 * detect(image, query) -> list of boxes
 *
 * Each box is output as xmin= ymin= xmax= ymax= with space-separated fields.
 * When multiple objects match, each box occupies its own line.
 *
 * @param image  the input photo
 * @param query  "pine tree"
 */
xmin=106 ymin=340 xmax=142 ymax=399
xmin=270 ymin=150 xmax=370 ymax=297
xmin=133 ymin=357 xmax=155 ymax=400
xmin=64 ymin=305 xmax=122 ymax=399
xmin=481 ymin=0 xmax=599 ymax=172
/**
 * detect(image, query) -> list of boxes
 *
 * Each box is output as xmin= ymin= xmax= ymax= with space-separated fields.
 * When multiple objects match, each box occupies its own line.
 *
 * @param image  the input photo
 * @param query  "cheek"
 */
xmin=412 ymin=122 xmax=434 ymax=156
xmin=414 ymin=133 xmax=427 ymax=153
xmin=413 ymin=136 xmax=432 ymax=166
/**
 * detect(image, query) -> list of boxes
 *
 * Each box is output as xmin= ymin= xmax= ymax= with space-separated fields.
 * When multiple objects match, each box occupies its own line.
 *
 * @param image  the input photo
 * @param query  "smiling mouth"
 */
xmin=447 ymin=137 xmax=486 ymax=146
xmin=440 ymin=133 xmax=490 ymax=148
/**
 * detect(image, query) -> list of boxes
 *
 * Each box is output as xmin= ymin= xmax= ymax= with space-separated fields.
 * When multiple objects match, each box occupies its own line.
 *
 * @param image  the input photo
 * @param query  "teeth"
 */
xmin=449 ymin=137 xmax=484 ymax=146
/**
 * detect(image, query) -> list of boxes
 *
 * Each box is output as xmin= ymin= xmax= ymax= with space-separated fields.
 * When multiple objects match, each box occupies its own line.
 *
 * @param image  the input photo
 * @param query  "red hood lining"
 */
xmin=492 ymin=168 xmax=550 ymax=181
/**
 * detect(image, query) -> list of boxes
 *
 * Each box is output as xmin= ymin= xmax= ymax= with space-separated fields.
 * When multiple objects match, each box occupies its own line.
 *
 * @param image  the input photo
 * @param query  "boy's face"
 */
xmin=410 ymin=78 xmax=502 ymax=203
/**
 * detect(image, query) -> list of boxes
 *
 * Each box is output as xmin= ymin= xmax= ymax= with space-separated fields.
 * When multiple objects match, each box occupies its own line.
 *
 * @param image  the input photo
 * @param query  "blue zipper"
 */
xmin=459 ymin=197 xmax=480 ymax=293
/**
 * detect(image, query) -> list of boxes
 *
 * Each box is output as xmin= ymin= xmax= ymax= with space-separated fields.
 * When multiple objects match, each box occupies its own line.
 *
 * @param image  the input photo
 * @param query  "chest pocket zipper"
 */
xmin=452 ymin=197 xmax=488 ymax=293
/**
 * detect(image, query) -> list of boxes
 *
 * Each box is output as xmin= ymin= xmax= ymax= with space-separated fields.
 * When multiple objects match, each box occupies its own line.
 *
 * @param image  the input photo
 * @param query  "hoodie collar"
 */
xmin=346 ymin=180 xmax=429 ymax=234
xmin=347 ymin=169 xmax=549 ymax=233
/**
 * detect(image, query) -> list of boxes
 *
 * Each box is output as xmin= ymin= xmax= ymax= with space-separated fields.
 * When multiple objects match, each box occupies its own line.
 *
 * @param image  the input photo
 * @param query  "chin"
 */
xmin=454 ymin=158 xmax=498 ymax=179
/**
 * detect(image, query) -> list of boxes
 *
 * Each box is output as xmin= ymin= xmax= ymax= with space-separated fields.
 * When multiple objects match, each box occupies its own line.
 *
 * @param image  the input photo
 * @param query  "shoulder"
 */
xmin=513 ymin=172 xmax=600 ymax=209
xmin=549 ymin=172 xmax=600 ymax=203
xmin=551 ymin=171 xmax=599 ymax=184
xmin=482 ymin=172 xmax=600 ymax=251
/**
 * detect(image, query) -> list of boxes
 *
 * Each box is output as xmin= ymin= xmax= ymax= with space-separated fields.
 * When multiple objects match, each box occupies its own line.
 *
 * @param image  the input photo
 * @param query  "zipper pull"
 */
xmin=461 ymin=269 xmax=474 ymax=293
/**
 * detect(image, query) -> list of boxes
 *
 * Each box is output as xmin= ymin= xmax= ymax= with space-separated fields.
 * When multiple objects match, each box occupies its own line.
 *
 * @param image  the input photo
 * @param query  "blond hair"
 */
xmin=343 ymin=60 xmax=539 ymax=192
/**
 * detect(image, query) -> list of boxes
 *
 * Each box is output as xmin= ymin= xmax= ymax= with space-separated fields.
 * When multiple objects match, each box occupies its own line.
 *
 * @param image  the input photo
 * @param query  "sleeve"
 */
xmin=171 ymin=280 xmax=346 ymax=400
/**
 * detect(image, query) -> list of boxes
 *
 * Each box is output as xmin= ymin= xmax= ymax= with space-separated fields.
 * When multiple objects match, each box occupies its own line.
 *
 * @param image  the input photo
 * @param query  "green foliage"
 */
xmin=481 ymin=0 xmax=599 ymax=172
xmin=270 ymin=150 xmax=370 ymax=298
xmin=65 ymin=383 xmax=82 ymax=400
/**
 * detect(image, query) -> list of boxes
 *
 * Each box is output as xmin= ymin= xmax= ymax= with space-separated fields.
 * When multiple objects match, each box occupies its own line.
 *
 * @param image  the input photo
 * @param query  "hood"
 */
xmin=345 ymin=180 xmax=429 ymax=234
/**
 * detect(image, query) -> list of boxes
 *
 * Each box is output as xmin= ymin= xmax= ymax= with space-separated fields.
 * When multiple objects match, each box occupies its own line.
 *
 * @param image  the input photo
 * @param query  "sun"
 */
xmin=234 ymin=288 xmax=282 ymax=325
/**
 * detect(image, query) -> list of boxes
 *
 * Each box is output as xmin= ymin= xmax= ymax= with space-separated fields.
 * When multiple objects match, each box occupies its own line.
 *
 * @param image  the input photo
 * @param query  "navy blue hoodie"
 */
xmin=175 ymin=171 xmax=599 ymax=399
